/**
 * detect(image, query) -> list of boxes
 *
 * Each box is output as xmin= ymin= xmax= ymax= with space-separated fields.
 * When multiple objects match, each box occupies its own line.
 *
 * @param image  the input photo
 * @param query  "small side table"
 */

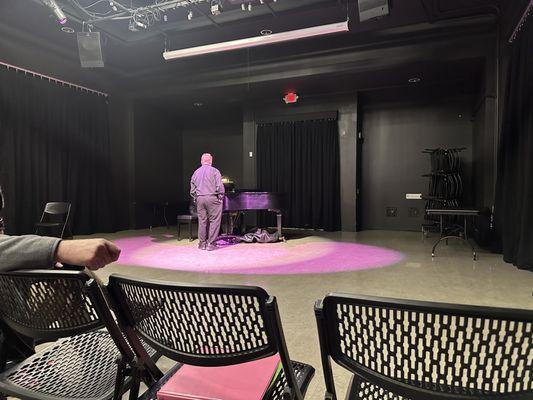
xmin=177 ymin=215 xmax=198 ymax=241
xmin=426 ymin=208 xmax=480 ymax=260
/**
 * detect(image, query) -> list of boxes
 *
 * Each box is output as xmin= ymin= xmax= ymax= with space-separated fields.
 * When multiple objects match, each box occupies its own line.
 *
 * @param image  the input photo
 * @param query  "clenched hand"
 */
xmin=55 ymin=239 xmax=121 ymax=270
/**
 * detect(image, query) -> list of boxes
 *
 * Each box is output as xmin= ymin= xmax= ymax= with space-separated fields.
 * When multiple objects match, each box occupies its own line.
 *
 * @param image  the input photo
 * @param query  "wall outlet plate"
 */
xmin=386 ymin=207 xmax=398 ymax=217
xmin=406 ymin=193 xmax=422 ymax=200
xmin=408 ymin=207 xmax=420 ymax=217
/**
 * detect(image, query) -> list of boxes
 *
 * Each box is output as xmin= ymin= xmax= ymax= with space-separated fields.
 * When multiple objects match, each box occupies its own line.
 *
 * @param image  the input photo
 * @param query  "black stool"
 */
xmin=177 ymin=215 xmax=197 ymax=241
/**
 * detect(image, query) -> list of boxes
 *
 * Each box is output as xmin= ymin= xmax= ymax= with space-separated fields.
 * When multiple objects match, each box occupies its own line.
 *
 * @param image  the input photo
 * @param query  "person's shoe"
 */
xmin=198 ymin=242 xmax=207 ymax=250
xmin=206 ymin=244 xmax=217 ymax=251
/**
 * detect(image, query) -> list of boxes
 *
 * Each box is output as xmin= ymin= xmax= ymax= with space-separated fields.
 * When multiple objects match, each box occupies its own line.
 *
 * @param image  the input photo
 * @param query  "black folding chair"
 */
xmin=107 ymin=275 xmax=315 ymax=400
xmin=315 ymin=294 xmax=533 ymax=400
xmin=35 ymin=202 xmax=72 ymax=238
xmin=0 ymin=270 xmax=158 ymax=400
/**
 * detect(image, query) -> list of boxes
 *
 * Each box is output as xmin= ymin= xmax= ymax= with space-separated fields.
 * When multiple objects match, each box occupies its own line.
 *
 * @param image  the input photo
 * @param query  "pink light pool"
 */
xmin=113 ymin=235 xmax=404 ymax=275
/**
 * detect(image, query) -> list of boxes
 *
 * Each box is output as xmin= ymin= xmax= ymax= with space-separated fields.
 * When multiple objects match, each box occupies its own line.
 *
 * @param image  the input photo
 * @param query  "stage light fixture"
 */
xmin=128 ymin=18 xmax=139 ymax=31
xmin=211 ymin=0 xmax=223 ymax=15
xmin=42 ymin=0 xmax=67 ymax=25
xmin=164 ymin=21 xmax=349 ymax=60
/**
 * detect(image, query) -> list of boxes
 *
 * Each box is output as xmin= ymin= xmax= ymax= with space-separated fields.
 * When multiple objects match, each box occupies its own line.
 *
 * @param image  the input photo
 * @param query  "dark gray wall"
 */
xmin=0 ymin=23 xmax=111 ymax=93
xmin=360 ymin=94 xmax=474 ymax=231
xmin=181 ymin=118 xmax=243 ymax=199
xmin=0 ymin=9 xmax=503 ymax=234
xmin=133 ymin=102 xmax=182 ymax=228
xmin=243 ymin=94 xmax=358 ymax=231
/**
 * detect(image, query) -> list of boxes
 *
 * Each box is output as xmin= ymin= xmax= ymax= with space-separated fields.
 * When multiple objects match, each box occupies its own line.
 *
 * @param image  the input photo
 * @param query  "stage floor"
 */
xmin=83 ymin=228 xmax=533 ymax=400
xmin=111 ymin=232 xmax=404 ymax=274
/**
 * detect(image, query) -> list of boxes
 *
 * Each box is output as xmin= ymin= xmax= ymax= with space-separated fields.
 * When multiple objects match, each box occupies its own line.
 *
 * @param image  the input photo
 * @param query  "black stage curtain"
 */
xmin=0 ymin=68 xmax=115 ymax=235
xmin=257 ymin=118 xmax=341 ymax=231
xmin=494 ymin=20 xmax=533 ymax=271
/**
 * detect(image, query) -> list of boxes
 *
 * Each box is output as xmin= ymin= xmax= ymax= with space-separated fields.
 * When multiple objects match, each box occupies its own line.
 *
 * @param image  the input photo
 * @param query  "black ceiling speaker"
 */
xmin=77 ymin=32 xmax=104 ymax=68
xmin=357 ymin=0 xmax=390 ymax=22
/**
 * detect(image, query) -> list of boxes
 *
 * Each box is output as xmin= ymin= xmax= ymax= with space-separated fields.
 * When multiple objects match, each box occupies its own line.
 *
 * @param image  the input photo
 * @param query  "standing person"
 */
xmin=190 ymin=153 xmax=225 ymax=251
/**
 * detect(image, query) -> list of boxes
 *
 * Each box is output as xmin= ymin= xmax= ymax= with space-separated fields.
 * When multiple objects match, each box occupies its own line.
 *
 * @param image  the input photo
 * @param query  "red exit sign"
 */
xmin=283 ymin=92 xmax=299 ymax=104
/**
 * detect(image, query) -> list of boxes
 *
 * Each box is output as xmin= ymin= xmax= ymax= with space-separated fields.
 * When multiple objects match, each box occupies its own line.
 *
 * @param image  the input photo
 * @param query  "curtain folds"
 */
xmin=257 ymin=118 xmax=341 ymax=231
xmin=494 ymin=19 xmax=533 ymax=271
xmin=0 ymin=68 xmax=115 ymax=235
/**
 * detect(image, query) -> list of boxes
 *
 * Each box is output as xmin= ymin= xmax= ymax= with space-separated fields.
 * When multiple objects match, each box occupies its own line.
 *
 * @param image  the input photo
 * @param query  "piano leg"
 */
xmin=224 ymin=213 xmax=229 ymax=235
xmin=276 ymin=212 xmax=284 ymax=240
xmin=229 ymin=212 xmax=235 ymax=235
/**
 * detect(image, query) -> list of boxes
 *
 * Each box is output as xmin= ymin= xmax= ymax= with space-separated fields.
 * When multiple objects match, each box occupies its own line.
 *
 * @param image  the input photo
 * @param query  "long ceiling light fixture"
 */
xmin=41 ymin=0 xmax=68 ymax=24
xmin=163 ymin=20 xmax=349 ymax=60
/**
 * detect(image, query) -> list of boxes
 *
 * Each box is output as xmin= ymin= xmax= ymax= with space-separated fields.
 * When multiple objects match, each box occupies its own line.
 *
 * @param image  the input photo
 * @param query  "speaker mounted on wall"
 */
xmin=357 ymin=0 xmax=390 ymax=22
xmin=77 ymin=32 xmax=104 ymax=68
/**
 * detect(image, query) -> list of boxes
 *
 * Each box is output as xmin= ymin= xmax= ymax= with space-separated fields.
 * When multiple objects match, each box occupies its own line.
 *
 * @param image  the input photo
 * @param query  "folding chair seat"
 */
xmin=0 ymin=270 xmax=159 ymax=400
xmin=315 ymin=294 xmax=533 ymax=400
xmin=107 ymin=275 xmax=315 ymax=400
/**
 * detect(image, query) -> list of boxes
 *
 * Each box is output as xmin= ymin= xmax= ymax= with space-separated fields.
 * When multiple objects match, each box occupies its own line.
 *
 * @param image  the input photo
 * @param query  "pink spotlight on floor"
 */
xmin=113 ymin=236 xmax=404 ymax=275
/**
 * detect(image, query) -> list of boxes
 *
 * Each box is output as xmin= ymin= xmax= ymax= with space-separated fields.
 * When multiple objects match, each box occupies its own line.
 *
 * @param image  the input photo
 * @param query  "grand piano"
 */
xmin=222 ymin=191 xmax=285 ymax=239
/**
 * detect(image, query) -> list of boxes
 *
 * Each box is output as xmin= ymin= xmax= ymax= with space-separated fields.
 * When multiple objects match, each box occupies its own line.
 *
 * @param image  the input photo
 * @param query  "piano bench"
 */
xmin=177 ymin=215 xmax=198 ymax=241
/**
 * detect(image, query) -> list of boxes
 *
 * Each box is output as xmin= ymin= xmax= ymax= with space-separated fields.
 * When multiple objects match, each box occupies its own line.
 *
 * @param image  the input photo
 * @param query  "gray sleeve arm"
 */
xmin=216 ymin=171 xmax=225 ymax=194
xmin=190 ymin=174 xmax=197 ymax=199
xmin=0 ymin=235 xmax=61 ymax=272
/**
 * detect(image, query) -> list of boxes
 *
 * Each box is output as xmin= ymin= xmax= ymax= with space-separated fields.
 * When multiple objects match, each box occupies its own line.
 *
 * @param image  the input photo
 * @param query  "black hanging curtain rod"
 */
xmin=509 ymin=0 xmax=533 ymax=43
xmin=256 ymin=111 xmax=339 ymax=125
xmin=0 ymin=60 xmax=109 ymax=97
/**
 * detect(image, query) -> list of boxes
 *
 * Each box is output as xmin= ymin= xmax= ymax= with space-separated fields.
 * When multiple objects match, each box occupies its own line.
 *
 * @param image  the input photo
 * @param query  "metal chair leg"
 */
xmin=113 ymin=358 xmax=127 ymax=400
xmin=164 ymin=205 xmax=169 ymax=229
xmin=128 ymin=369 xmax=141 ymax=400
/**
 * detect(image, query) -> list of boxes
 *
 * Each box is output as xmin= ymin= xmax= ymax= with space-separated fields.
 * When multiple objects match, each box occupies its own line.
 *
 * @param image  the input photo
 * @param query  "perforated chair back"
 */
xmin=0 ymin=270 xmax=145 ymax=400
xmin=43 ymin=202 xmax=71 ymax=216
xmin=108 ymin=274 xmax=280 ymax=366
xmin=108 ymin=275 xmax=307 ymax=400
xmin=0 ymin=270 xmax=133 ymax=355
xmin=316 ymin=294 xmax=533 ymax=400
xmin=0 ymin=270 xmax=104 ymax=341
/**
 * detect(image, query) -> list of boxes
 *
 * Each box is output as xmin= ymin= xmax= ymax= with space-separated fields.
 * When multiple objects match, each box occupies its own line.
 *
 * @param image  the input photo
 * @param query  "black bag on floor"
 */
xmin=239 ymin=228 xmax=280 ymax=243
